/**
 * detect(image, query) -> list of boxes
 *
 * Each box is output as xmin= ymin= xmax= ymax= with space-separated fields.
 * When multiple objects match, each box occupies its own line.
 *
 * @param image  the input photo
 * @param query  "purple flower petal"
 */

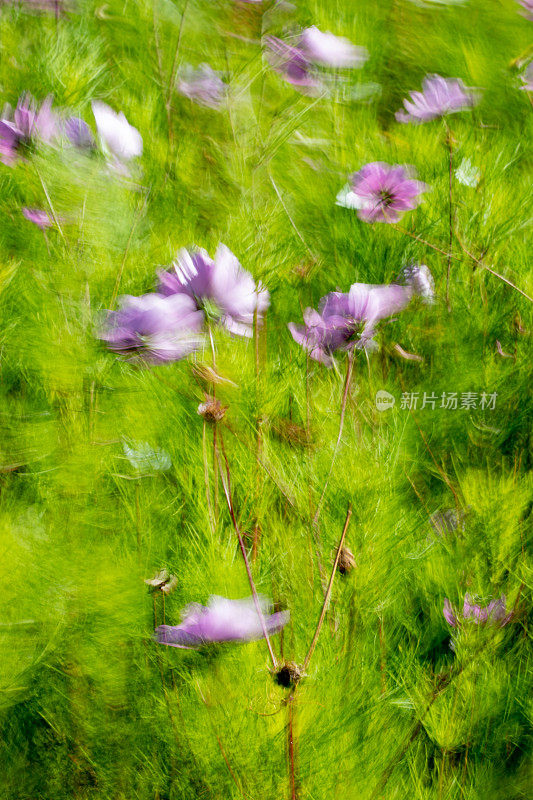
xmin=396 ymin=74 xmax=479 ymax=124
xmin=22 ymin=207 xmax=53 ymax=229
xmin=346 ymin=162 xmax=427 ymax=224
xmin=155 ymin=595 xmax=289 ymax=647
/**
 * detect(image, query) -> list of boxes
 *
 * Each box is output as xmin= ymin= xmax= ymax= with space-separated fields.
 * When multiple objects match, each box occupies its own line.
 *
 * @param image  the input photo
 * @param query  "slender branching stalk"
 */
xmin=311 ymin=353 xmax=354 ymax=581
xmin=303 ymin=505 xmax=352 ymax=672
xmin=445 ymin=126 xmax=455 ymax=311
xmin=216 ymin=430 xmax=278 ymax=669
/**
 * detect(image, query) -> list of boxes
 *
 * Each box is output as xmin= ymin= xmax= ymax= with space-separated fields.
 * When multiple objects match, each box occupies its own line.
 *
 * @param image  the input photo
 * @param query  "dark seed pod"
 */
xmin=197 ymin=395 xmax=227 ymax=422
xmin=337 ymin=546 xmax=356 ymax=575
xmin=275 ymin=662 xmax=303 ymax=689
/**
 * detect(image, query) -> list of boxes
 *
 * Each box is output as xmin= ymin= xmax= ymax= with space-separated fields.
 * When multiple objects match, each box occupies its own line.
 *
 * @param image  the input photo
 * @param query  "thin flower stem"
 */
xmin=394 ymin=222 xmax=532 ymax=303
xmin=269 ymin=173 xmax=316 ymax=259
xmin=216 ymin=430 xmax=278 ymax=669
xmin=455 ymin=236 xmax=533 ymax=303
xmin=445 ymin=128 xmax=454 ymax=310
xmin=287 ymin=692 xmax=298 ymax=800
xmin=110 ymin=188 xmax=151 ymax=308
xmin=252 ymin=307 xmax=264 ymax=561
xmin=203 ymin=420 xmax=216 ymax=534
xmin=196 ymin=682 xmax=252 ymax=800
xmin=303 ymin=505 xmax=352 ymax=672
xmin=166 ymin=0 xmax=190 ymax=113
xmin=312 ymin=352 xmax=354 ymax=531
xmin=392 ymin=224 xmax=456 ymax=259
xmin=36 ymin=169 xmax=65 ymax=241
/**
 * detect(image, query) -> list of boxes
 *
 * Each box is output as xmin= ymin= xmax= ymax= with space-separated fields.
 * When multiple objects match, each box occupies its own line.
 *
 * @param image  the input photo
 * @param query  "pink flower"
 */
xmin=518 ymin=0 xmax=533 ymax=20
xmin=299 ymin=26 xmax=368 ymax=69
xmin=343 ymin=162 xmax=428 ymax=223
xmin=155 ymin=595 xmax=289 ymax=648
xmin=265 ymin=36 xmax=320 ymax=92
xmin=396 ymin=74 xmax=479 ymax=124
xmin=177 ymin=64 xmax=226 ymax=110
xmin=22 ymin=208 xmax=53 ymax=229
xmin=443 ymin=594 xmax=513 ymax=628
xmin=92 ymin=101 xmax=143 ymax=163
xmin=158 ymin=244 xmax=269 ymax=338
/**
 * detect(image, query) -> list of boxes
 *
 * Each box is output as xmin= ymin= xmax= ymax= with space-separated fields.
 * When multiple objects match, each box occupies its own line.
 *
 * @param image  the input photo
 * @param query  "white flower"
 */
xmin=335 ymin=183 xmax=366 ymax=209
xmin=92 ymin=101 xmax=143 ymax=162
xmin=300 ymin=26 xmax=368 ymax=69
xmin=454 ymin=157 xmax=480 ymax=187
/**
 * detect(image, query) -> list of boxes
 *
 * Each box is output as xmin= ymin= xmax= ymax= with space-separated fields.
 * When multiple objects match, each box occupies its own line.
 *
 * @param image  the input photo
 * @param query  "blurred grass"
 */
xmin=0 ymin=0 xmax=531 ymax=798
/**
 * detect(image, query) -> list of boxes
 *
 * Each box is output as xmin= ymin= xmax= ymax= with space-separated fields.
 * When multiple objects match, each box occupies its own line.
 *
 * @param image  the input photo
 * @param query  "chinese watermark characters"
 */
xmin=375 ymin=390 xmax=498 ymax=412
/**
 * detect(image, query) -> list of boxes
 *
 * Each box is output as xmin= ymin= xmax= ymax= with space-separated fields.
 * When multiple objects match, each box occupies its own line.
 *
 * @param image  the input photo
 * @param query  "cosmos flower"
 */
xmin=155 ymin=595 xmax=289 ymax=648
xmin=22 ymin=208 xmax=53 ymax=229
xmin=518 ymin=0 xmax=533 ymax=20
xmin=64 ymin=116 xmax=95 ymax=149
xmin=264 ymin=36 xmax=320 ymax=91
xmin=157 ymin=244 xmax=269 ymax=338
xmin=443 ymin=594 xmax=512 ymax=628
xmin=176 ymin=64 xmax=226 ymax=110
xmin=339 ymin=162 xmax=427 ymax=223
xmin=299 ymin=26 xmax=368 ymax=69
xmin=288 ymin=267 xmax=434 ymax=366
xmin=100 ymin=293 xmax=205 ymax=364
xmin=0 ymin=94 xmax=58 ymax=165
xmin=396 ymin=74 xmax=479 ymax=124
xmin=92 ymin=101 xmax=143 ymax=163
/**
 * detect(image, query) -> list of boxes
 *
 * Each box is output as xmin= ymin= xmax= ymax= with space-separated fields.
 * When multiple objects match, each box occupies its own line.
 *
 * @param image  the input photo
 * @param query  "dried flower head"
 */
xmin=337 ymin=546 xmax=356 ymax=575
xmin=274 ymin=661 xmax=304 ymax=688
xmin=197 ymin=395 xmax=227 ymax=423
xmin=191 ymin=363 xmax=238 ymax=387
xmin=145 ymin=569 xmax=178 ymax=594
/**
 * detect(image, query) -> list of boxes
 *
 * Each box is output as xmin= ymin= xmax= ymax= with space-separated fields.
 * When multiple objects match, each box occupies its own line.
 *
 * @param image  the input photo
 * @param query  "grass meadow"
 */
xmin=0 ymin=0 xmax=531 ymax=798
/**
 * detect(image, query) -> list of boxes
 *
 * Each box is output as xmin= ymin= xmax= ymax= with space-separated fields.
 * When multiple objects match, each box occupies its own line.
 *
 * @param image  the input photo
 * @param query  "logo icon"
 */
xmin=375 ymin=390 xmax=395 ymax=412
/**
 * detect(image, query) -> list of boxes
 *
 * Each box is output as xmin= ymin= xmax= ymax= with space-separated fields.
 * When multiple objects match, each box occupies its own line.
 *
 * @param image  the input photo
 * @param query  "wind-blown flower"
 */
xmin=177 ymin=64 xmax=226 ymax=109
xmin=22 ymin=208 xmax=54 ymax=229
xmin=518 ymin=0 xmax=533 ymax=20
xmin=100 ymin=293 xmax=205 ymax=364
xmin=288 ymin=267 xmax=433 ymax=366
xmin=158 ymin=244 xmax=269 ymax=338
xmin=265 ymin=36 xmax=320 ymax=91
xmin=155 ymin=595 xmax=289 ymax=648
xmin=520 ymin=62 xmax=533 ymax=92
xmin=300 ymin=26 xmax=368 ymax=69
xmin=0 ymin=94 xmax=58 ymax=164
xmin=396 ymin=74 xmax=479 ymax=124
xmin=92 ymin=101 xmax=143 ymax=163
xmin=340 ymin=162 xmax=427 ymax=223
xmin=64 ymin=116 xmax=95 ymax=149
xmin=443 ymin=594 xmax=512 ymax=628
